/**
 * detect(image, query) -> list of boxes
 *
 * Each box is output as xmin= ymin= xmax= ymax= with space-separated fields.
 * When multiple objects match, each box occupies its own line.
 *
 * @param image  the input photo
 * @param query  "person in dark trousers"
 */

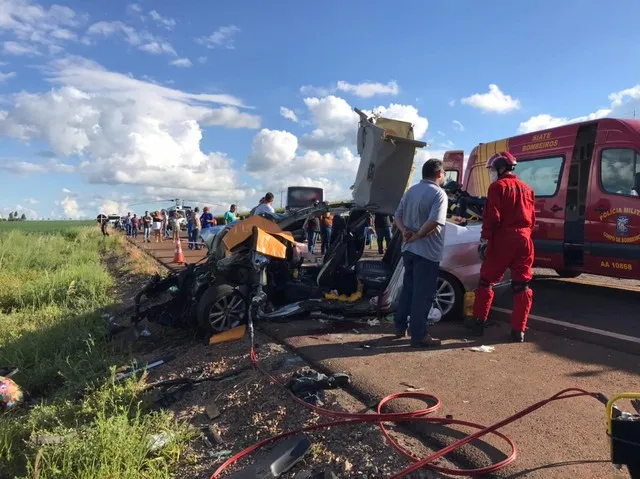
xmin=468 ymin=152 xmax=536 ymax=342
xmin=306 ymin=215 xmax=321 ymax=253
xmin=100 ymin=217 xmax=109 ymax=236
xmin=320 ymin=212 xmax=333 ymax=256
xmin=142 ymin=211 xmax=152 ymax=243
xmin=191 ymin=207 xmax=201 ymax=250
xmin=131 ymin=214 xmax=139 ymax=238
xmin=374 ymin=213 xmax=393 ymax=254
xmin=393 ymin=159 xmax=448 ymax=348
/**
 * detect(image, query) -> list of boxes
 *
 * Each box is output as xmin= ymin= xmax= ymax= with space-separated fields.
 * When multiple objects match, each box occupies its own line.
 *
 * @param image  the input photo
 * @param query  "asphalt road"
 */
xmin=493 ymin=270 xmax=639 ymax=338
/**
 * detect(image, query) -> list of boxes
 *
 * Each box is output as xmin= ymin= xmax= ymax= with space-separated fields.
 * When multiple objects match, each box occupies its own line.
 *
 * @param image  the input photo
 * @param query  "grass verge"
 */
xmin=0 ymin=227 xmax=190 ymax=478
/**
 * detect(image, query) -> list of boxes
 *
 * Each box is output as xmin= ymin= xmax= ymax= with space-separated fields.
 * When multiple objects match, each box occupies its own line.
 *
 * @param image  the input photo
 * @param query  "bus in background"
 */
xmin=443 ymin=150 xmax=464 ymax=185
xmin=286 ymin=187 xmax=324 ymax=212
xmin=455 ymin=118 xmax=640 ymax=281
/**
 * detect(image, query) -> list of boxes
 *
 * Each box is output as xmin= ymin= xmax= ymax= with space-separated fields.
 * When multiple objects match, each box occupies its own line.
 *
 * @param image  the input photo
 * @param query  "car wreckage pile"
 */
xmin=132 ymin=109 xmax=488 ymax=336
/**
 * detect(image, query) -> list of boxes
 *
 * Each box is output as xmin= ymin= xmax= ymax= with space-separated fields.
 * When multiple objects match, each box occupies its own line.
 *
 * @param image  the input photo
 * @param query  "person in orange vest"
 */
xmin=467 ymin=152 xmax=536 ymax=342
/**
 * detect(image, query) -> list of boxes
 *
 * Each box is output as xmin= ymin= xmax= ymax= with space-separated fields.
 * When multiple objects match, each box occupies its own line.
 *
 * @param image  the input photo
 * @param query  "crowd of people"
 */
xmin=115 ymin=204 xmax=240 ymax=247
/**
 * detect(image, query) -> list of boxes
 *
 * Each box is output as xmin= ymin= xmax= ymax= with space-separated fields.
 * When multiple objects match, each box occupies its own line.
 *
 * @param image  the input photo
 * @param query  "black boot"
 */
xmin=472 ymin=320 xmax=485 ymax=337
xmin=510 ymin=329 xmax=525 ymax=342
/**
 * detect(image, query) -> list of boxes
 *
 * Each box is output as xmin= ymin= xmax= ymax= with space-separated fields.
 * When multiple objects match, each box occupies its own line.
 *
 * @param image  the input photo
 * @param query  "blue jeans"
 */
xmin=307 ymin=231 xmax=318 ymax=253
xmin=320 ymin=226 xmax=332 ymax=255
xmin=395 ymin=251 xmax=439 ymax=341
xmin=375 ymin=226 xmax=392 ymax=253
xmin=144 ymin=227 xmax=151 ymax=242
xmin=126 ymin=224 xmax=132 ymax=236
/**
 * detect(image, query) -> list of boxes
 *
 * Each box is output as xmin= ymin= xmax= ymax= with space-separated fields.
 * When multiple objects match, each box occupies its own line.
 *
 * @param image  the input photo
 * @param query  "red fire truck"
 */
xmin=447 ymin=118 xmax=640 ymax=280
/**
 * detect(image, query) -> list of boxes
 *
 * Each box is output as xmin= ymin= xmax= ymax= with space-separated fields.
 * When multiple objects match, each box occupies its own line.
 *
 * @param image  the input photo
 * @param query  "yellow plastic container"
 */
xmin=463 ymin=292 xmax=475 ymax=318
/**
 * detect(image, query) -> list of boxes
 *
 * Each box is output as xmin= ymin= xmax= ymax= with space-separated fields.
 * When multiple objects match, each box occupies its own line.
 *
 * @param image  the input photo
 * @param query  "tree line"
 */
xmin=1 ymin=212 xmax=27 ymax=221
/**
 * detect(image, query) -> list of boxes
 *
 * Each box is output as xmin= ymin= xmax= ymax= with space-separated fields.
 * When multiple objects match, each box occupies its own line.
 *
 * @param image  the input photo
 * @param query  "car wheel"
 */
xmin=435 ymin=272 xmax=464 ymax=321
xmin=197 ymin=284 xmax=247 ymax=335
xmin=555 ymin=269 xmax=581 ymax=279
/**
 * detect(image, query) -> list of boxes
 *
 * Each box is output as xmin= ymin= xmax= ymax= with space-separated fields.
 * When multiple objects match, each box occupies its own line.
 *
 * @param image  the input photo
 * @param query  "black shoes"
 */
xmin=392 ymin=330 xmax=406 ymax=339
xmin=464 ymin=317 xmax=485 ymax=337
xmin=510 ymin=330 xmax=525 ymax=342
xmin=410 ymin=335 xmax=442 ymax=348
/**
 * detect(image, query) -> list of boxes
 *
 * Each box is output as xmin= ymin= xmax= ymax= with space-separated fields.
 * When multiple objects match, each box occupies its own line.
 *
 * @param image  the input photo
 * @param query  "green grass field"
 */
xmin=0 ymin=225 xmax=189 ymax=478
xmin=0 ymin=220 xmax=96 ymax=233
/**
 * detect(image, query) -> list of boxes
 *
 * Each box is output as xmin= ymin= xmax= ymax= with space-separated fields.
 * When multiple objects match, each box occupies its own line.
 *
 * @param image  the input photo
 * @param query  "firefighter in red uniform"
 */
xmin=467 ymin=151 xmax=536 ymax=342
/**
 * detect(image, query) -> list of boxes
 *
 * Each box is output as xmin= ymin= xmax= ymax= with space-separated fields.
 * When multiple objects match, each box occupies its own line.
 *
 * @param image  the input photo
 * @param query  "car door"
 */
xmin=584 ymin=146 xmax=640 ymax=279
xmin=516 ymin=155 xmax=569 ymax=270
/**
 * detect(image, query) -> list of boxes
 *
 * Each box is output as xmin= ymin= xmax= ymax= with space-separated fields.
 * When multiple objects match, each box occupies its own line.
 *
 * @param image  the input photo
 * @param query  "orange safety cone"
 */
xmin=173 ymin=237 xmax=185 ymax=264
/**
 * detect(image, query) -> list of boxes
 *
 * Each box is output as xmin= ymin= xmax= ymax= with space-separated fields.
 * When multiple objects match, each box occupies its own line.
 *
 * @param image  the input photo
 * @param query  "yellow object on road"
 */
xmin=209 ymin=325 xmax=247 ymax=345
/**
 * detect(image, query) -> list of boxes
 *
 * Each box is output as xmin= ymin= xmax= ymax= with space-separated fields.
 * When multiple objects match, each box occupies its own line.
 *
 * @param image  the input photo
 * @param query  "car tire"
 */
xmin=197 ymin=284 xmax=247 ymax=335
xmin=555 ymin=269 xmax=582 ymax=279
xmin=435 ymin=271 xmax=464 ymax=322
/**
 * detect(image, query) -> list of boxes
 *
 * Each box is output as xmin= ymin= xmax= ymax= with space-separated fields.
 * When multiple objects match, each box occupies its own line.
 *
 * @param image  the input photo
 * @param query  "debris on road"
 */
xmin=115 ymin=355 xmax=174 ymax=382
xmin=205 ymin=400 xmax=221 ymax=420
xmin=286 ymin=370 xmax=351 ymax=406
xmin=148 ymin=431 xmax=174 ymax=452
xmin=366 ymin=319 xmax=380 ymax=327
xmin=469 ymin=345 xmax=496 ymax=353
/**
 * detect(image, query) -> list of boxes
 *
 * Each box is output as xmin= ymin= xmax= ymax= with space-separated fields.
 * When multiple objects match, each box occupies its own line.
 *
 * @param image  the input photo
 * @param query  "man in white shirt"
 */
xmin=253 ymin=192 xmax=276 ymax=215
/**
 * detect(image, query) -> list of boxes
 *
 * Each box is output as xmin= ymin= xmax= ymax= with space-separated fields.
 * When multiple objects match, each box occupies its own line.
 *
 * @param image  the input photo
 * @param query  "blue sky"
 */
xmin=2 ymin=0 xmax=640 ymax=219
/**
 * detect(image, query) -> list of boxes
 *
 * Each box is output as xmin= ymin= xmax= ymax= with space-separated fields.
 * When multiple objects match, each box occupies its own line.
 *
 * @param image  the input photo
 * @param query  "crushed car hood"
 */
xmin=352 ymin=109 xmax=427 ymax=215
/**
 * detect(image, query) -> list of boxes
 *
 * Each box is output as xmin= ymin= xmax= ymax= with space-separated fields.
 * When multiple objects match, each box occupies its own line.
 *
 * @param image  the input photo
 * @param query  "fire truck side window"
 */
xmin=517 ymin=156 xmax=564 ymax=197
xmin=444 ymin=170 xmax=459 ymax=183
xmin=600 ymin=149 xmax=640 ymax=197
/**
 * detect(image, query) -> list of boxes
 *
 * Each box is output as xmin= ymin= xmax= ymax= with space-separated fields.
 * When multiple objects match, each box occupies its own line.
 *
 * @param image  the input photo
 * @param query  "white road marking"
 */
xmin=491 ymin=306 xmax=640 ymax=344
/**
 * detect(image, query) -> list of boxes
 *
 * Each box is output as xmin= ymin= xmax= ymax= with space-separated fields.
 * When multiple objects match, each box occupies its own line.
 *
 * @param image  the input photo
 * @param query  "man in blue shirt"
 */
xmin=200 ymin=207 xmax=215 ymax=229
xmin=394 ymin=159 xmax=448 ymax=347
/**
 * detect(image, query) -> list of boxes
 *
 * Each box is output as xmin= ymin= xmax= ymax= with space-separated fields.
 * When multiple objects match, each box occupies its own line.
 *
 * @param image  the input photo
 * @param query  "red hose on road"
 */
xmin=209 ymin=343 xmax=600 ymax=478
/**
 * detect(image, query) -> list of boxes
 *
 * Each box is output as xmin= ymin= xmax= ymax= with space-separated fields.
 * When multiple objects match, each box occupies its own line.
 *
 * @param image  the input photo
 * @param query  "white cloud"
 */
xmin=300 ymin=80 xmax=399 ymax=99
xmin=300 ymin=85 xmax=331 ymax=97
xmin=24 ymin=197 xmax=39 ymax=204
xmin=437 ymin=130 xmax=445 ymax=136
xmin=139 ymin=40 xmax=176 ymax=56
xmin=0 ymin=0 xmax=83 ymax=54
xmin=0 ymin=57 xmax=260 ymax=203
xmin=127 ymin=4 xmax=143 ymax=15
xmin=517 ymin=109 xmax=611 ymax=134
xmin=609 ymin=85 xmax=640 ymax=108
xmin=61 ymin=196 xmax=83 ymax=218
xmin=62 ymin=188 xmax=72 ymax=193
xmin=149 ymin=10 xmax=176 ymax=30
xmin=335 ymin=80 xmax=399 ymax=98
xmin=280 ymin=107 xmax=298 ymax=123
xmin=85 ymin=21 xmax=142 ymax=45
xmin=452 ymin=120 xmax=465 ymax=132
xmin=246 ymin=129 xmax=298 ymax=172
xmin=461 ymin=84 xmax=521 ymax=114
xmin=448 ymin=100 xmax=456 ymax=107
xmin=169 ymin=57 xmax=192 ymax=68
xmin=3 ymin=41 xmax=40 ymax=56
xmin=245 ymin=128 xmax=358 ymax=201
xmin=0 ymin=159 xmax=75 ymax=175
xmin=300 ymin=95 xmax=360 ymax=150
xmin=197 ymin=56 xmax=207 ymax=64
xmin=85 ymin=21 xmax=177 ymax=56
xmin=196 ymin=25 xmax=240 ymax=49
xmin=0 ymin=71 xmax=16 ymax=83
xmin=99 ymin=199 xmax=129 ymax=216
